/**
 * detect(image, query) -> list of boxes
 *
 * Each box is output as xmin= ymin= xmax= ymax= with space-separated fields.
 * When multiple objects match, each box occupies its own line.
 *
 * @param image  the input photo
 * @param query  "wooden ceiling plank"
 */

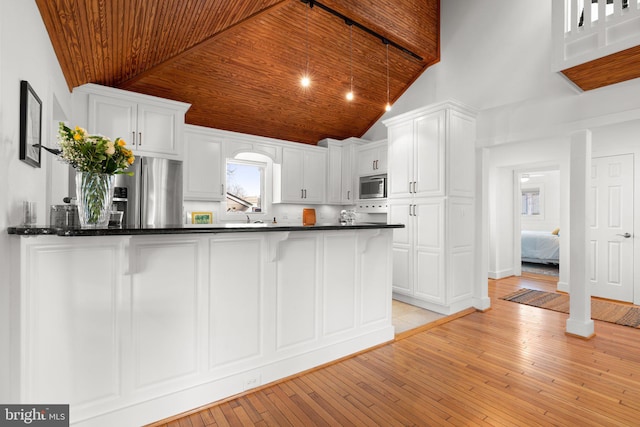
xmin=163 ymin=0 xmax=192 ymax=62
xmin=117 ymin=1 xmax=289 ymax=90
xmin=124 ymin=0 xmax=426 ymax=144
xmin=37 ymin=0 xmax=439 ymax=145
xmin=35 ymin=0 xmax=81 ymax=89
xmin=562 ymin=44 xmax=640 ymax=91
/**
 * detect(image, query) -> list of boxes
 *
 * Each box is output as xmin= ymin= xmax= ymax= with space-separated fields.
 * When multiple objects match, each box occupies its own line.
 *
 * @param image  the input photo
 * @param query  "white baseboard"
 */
xmin=72 ymin=327 xmax=394 ymax=427
xmin=488 ymin=268 xmax=514 ymax=279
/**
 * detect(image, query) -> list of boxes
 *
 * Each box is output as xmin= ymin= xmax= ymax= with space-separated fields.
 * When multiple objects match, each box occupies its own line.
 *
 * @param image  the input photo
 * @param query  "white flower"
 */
xmin=105 ymin=140 xmax=115 ymax=156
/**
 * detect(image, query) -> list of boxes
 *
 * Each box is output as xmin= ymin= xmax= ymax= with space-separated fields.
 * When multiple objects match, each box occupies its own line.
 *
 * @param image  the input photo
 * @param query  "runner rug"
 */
xmin=501 ymin=288 xmax=640 ymax=328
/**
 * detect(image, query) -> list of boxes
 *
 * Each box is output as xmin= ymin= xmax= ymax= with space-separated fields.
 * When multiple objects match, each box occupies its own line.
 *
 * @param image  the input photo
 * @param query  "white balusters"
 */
xmin=553 ymin=0 xmax=640 ymax=70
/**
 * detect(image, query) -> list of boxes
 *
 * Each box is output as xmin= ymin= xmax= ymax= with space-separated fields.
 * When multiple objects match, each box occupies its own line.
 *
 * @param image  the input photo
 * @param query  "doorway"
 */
xmin=514 ymin=167 xmax=562 ymax=281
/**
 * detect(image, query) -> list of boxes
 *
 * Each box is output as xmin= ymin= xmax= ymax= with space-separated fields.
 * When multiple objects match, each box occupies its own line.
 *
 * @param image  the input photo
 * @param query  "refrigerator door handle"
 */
xmin=140 ymin=160 xmax=147 ymax=227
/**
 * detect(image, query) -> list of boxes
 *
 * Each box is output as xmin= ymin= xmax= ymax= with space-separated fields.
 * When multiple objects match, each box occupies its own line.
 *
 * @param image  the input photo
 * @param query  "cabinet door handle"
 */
xmin=221 ymin=184 xmax=224 ymax=196
xmin=347 ymin=190 xmax=351 ymax=200
xmin=301 ymin=189 xmax=304 ymax=199
xmin=409 ymin=204 xmax=413 ymax=216
xmin=139 ymin=132 xmax=142 ymax=146
xmin=413 ymin=204 xmax=417 ymax=216
xmin=132 ymin=131 xmax=136 ymax=145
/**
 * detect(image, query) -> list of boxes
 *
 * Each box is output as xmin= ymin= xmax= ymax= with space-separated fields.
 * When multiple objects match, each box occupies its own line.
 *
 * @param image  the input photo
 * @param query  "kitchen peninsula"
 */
xmin=8 ymin=223 xmax=402 ymax=427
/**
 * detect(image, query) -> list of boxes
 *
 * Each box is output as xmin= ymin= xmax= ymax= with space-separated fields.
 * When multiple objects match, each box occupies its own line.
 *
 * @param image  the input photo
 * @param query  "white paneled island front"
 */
xmin=8 ymin=223 xmax=400 ymax=426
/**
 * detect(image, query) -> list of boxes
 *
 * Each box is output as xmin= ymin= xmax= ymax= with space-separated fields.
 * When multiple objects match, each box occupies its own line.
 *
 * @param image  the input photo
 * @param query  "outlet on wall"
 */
xmin=243 ymin=373 xmax=261 ymax=391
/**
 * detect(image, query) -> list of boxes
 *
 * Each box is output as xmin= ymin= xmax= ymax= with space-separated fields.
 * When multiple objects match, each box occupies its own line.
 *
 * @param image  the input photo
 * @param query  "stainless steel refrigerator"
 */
xmin=113 ymin=156 xmax=183 ymax=228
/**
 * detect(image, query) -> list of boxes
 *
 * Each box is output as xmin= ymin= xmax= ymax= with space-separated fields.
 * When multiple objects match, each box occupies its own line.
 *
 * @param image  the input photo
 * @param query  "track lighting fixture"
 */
xmin=298 ymin=0 xmax=420 ymax=108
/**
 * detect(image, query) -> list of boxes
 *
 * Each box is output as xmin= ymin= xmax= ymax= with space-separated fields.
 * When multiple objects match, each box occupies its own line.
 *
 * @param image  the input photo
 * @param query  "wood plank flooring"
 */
xmin=149 ymin=274 xmax=640 ymax=426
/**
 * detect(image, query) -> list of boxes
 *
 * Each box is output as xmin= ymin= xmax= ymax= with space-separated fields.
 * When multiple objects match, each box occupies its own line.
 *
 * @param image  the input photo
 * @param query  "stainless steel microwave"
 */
xmin=359 ymin=174 xmax=387 ymax=199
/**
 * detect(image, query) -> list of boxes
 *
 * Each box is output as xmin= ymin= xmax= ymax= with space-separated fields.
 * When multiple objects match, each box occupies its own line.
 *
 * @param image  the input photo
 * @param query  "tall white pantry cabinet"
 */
xmin=384 ymin=101 xmax=477 ymax=315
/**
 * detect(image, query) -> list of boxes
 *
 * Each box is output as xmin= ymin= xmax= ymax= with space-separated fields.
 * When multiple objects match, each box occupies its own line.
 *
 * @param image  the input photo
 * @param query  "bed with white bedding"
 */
xmin=521 ymin=230 xmax=560 ymax=264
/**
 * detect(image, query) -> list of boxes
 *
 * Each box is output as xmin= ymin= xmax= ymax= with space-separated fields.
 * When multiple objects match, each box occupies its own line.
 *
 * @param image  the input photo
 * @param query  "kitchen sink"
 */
xmin=223 ymin=222 xmax=268 ymax=228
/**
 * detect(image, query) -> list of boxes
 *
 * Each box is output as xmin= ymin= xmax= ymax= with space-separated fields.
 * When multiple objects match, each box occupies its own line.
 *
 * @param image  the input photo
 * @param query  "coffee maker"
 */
xmin=112 ymin=186 xmax=128 ymax=227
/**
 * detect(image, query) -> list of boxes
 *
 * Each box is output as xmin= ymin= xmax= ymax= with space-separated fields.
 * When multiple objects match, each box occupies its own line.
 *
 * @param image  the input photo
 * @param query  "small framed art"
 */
xmin=19 ymin=80 xmax=42 ymax=168
xmin=192 ymin=211 xmax=213 ymax=224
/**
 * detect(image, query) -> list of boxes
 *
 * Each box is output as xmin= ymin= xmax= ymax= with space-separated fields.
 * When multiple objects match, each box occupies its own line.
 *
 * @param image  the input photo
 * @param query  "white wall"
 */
xmin=364 ymin=0 xmax=574 ymax=141
xmin=0 ymin=0 xmax=71 ymax=401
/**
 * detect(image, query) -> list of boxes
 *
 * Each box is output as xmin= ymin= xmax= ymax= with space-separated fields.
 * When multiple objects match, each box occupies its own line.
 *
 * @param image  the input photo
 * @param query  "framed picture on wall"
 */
xmin=19 ymin=80 xmax=42 ymax=168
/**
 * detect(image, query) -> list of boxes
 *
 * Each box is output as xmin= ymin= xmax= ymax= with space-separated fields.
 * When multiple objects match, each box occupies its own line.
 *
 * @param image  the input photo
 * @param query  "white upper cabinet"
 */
xmin=275 ymin=146 xmax=326 ymax=204
xmin=386 ymin=103 xmax=476 ymax=200
xmin=73 ymin=84 xmax=190 ymax=158
xmin=387 ymin=110 xmax=446 ymax=199
xmin=319 ymin=138 xmax=361 ymax=205
xmin=183 ymin=126 xmax=224 ymax=201
xmin=356 ymin=140 xmax=387 ymax=176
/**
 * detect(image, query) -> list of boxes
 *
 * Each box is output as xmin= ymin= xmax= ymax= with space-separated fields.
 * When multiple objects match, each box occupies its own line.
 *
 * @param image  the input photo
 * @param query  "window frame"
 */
xmin=220 ymin=153 xmax=272 ymax=222
xmin=521 ymin=183 xmax=545 ymax=220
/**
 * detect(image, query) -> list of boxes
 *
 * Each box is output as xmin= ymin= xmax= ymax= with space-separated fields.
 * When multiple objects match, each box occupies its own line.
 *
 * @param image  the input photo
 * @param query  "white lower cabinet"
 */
xmin=389 ymin=199 xmax=445 ymax=305
xmin=11 ymin=229 xmax=393 ymax=427
xmin=389 ymin=197 xmax=474 ymax=314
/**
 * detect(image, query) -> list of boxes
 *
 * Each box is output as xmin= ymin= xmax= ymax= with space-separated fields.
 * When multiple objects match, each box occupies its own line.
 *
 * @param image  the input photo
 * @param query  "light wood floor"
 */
xmin=150 ymin=273 xmax=640 ymax=426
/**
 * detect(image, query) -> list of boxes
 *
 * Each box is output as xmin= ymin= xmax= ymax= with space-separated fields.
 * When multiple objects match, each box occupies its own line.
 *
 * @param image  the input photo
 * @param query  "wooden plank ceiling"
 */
xmin=36 ymin=0 xmax=439 ymax=145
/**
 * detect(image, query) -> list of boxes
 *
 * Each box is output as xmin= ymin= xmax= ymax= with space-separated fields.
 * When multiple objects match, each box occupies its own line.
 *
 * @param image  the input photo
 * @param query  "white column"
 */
xmin=566 ymin=130 xmax=595 ymax=338
xmin=474 ymin=147 xmax=491 ymax=310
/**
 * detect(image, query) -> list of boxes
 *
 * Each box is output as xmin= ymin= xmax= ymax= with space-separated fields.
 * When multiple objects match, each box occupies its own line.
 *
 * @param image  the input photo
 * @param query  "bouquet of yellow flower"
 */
xmin=57 ymin=122 xmax=135 ymax=174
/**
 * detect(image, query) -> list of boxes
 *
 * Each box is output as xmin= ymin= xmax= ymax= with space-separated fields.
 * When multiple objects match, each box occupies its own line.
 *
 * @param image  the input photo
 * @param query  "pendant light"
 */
xmin=345 ymin=23 xmax=354 ymax=101
xmin=384 ymin=41 xmax=392 ymax=112
xmin=301 ymin=4 xmax=311 ymax=88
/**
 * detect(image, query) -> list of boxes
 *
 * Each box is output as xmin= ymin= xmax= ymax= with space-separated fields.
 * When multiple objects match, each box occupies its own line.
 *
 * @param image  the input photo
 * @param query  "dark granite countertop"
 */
xmin=8 ymin=222 xmax=404 ymax=237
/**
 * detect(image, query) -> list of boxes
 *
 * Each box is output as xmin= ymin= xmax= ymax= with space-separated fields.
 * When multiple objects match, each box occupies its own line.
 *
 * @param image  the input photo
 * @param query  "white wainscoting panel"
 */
xmin=25 ymin=240 xmax=122 ymax=408
xmin=360 ymin=231 xmax=392 ymax=325
xmin=322 ymin=233 xmax=357 ymax=336
xmin=130 ymin=238 xmax=200 ymax=390
xmin=276 ymin=234 xmax=319 ymax=350
xmin=209 ymin=236 xmax=263 ymax=368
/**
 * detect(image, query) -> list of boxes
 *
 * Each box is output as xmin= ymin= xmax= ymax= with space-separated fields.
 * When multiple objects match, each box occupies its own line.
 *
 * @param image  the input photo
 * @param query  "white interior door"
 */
xmin=590 ymin=154 xmax=634 ymax=302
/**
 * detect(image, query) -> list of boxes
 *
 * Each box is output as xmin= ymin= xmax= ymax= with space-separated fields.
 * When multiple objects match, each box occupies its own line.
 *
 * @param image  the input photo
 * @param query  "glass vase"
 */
xmin=76 ymin=171 xmax=115 ymax=227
